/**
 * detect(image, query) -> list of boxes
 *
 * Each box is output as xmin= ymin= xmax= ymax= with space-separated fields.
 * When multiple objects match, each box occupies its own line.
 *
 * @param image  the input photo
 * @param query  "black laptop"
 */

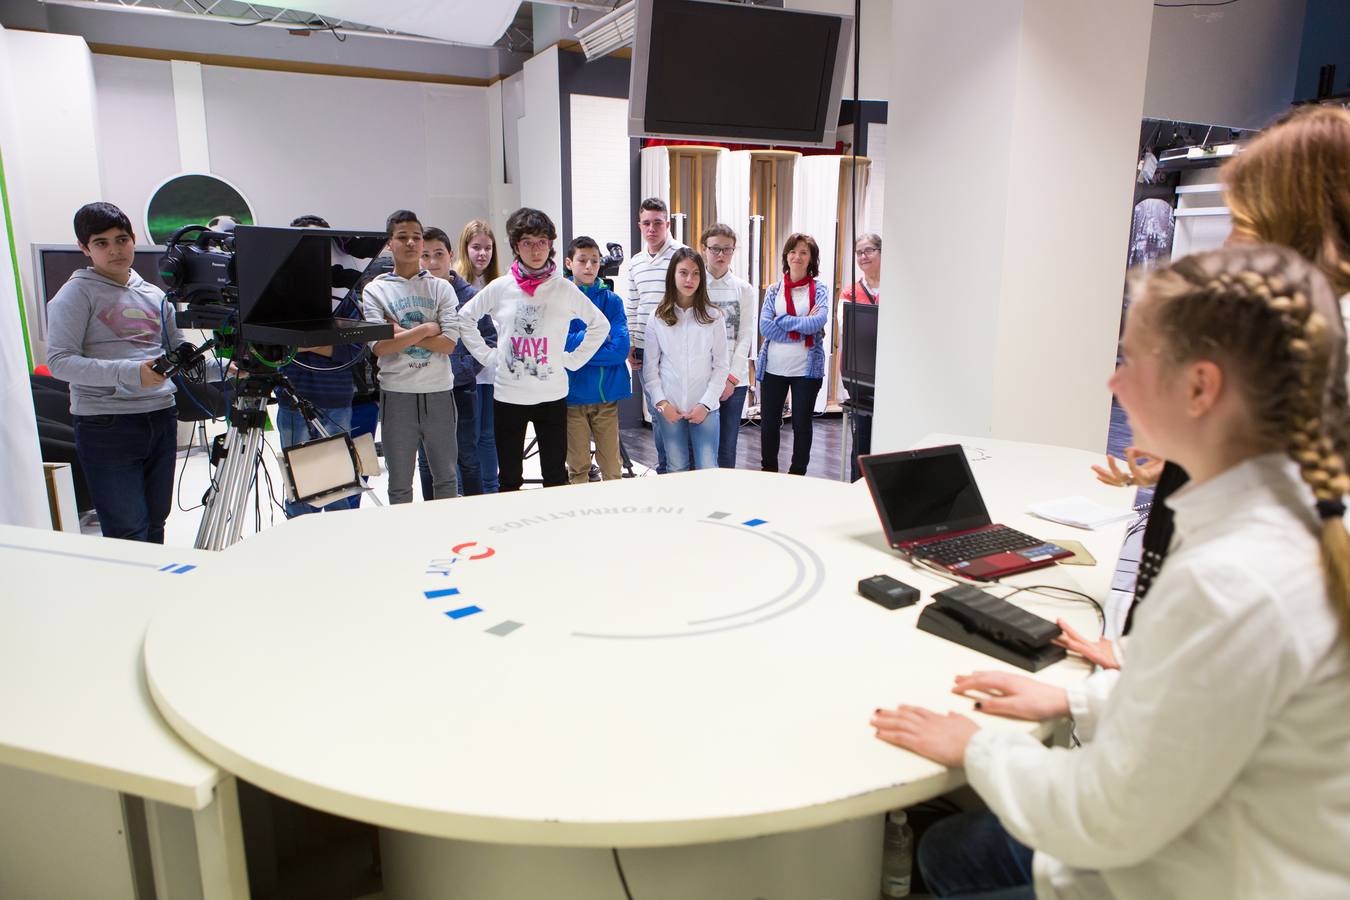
xmin=860 ymin=445 xmax=1071 ymax=579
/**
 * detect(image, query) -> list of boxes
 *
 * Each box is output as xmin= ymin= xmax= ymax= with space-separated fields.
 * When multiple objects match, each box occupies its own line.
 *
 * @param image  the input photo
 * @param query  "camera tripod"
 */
xmin=194 ymin=371 xmax=332 ymax=551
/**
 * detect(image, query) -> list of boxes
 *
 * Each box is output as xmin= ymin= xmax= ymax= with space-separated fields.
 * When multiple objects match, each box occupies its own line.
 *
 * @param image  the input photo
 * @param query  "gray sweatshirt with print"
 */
xmin=46 ymin=268 xmax=182 ymax=416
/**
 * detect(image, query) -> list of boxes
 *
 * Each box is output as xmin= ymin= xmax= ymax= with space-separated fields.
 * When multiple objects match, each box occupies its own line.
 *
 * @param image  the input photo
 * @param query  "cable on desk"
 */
xmin=906 ymin=557 xmax=1107 ymax=635
xmin=612 ymin=847 xmax=635 ymax=900
xmin=1000 ymin=584 xmax=1106 ymax=633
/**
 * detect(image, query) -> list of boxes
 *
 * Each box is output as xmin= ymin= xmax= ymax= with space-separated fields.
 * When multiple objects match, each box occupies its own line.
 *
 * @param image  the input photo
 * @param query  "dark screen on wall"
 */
xmin=641 ymin=0 xmax=842 ymax=144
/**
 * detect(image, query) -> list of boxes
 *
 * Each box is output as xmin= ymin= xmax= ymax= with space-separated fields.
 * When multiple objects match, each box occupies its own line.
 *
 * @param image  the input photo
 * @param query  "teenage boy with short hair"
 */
xmin=360 ymin=210 xmax=462 ymax=504
xmin=563 ymin=236 xmax=631 ymax=483
xmin=699 ymin=223 xmax=756 ymax=469
xmin=46 ymin=201 xmax=182 ymax=542
xmin=420 ymin=226 xmax=484 ymax=496
xmin=624 ymin=197 xmax=683 ymax=473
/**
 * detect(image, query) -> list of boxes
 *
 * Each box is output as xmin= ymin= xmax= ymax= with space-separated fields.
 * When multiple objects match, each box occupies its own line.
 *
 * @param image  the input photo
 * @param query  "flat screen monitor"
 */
xmin=628 ymin=0 xmax=853 ymax=147
xmin=233 ymin=226 xmax=390 ymax=326
xmin=841 ymin=301 xmax=878 ymax=388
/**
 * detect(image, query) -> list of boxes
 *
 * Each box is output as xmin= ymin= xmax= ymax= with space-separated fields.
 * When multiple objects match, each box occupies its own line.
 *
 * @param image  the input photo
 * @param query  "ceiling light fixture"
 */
xmin=575 ymin=0 xmax=636 ymax=61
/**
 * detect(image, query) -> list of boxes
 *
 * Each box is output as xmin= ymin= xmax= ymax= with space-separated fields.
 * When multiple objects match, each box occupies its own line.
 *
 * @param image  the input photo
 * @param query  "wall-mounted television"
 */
xmin=627 ymin=0 xmax=853 ymax=148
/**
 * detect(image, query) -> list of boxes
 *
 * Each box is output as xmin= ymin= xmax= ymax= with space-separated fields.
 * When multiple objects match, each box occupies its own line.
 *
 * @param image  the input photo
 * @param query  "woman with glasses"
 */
xmin=840 ymin=233 xmax=881 ymax=304
xmin=457 ymin=208 xmax=610 ymax=490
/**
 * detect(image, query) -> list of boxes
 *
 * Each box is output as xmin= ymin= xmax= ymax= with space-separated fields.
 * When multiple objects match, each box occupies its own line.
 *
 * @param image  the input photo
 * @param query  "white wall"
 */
xmin=517 ymin=45 xmax=564 ymax=227
xmin=1143 ymin=0 xmax=1305 ymax=129
xmin=199 ymin=66 xmax=490 ymax=233
xmin=91 ymin=56 xmax=493 ymax=237
xmin=0 ymin=22 xmax=53 ymax=529
xmin=3 ymin=30 xmax=103 ymax=356
xmin=91 ymin=55 xmax=180 ymax=235
xmin=878 ymin=0 xmax=1152 ymax=454
xmin=486 ymin=79 xmax=520 ymax=242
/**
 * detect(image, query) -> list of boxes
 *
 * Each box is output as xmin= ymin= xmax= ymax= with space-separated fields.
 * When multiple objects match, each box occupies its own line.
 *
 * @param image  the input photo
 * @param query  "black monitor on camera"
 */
xmin=162 ymin=224 xmax=391 ymax=348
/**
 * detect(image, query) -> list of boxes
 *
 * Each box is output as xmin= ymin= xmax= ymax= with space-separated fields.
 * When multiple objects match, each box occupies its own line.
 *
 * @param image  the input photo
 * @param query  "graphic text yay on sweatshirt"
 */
xmin=505 ymin=304 xmax=553 ymax=380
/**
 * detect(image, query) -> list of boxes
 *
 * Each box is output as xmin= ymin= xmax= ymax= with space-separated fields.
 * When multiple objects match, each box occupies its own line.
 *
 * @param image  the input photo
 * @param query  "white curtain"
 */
xmin=639 ymin=146 xmax=670 ymax=215
xmin=715 ymin=149 xmax=753 ymax=281
xmin=791 ymin=155 xmax=841 ymax=413
xmin=0 ymin=149 xmax=49 ymax=529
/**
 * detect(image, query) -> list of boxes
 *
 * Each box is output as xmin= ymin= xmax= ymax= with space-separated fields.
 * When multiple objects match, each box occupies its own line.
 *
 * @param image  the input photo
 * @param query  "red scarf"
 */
xmin=783 ymin=275 xmax=816 ymax=347
xmin=511 ymin=259 xmax=556 ymax=297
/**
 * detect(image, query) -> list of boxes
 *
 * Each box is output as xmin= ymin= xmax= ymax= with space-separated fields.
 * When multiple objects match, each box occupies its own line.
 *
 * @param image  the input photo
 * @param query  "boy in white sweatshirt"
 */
xmin=457 ymin=207 xmax=609 ymax=490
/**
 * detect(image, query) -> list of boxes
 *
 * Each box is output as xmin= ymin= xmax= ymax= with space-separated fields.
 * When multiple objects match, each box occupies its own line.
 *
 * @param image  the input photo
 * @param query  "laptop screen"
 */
xmin=861 ymin=445 xmax=992 ymax=544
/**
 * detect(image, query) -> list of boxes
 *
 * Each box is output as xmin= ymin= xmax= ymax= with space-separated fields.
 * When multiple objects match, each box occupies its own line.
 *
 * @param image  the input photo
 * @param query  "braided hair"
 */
xmin=1142 ymin=245 xmax=1350 ymax=634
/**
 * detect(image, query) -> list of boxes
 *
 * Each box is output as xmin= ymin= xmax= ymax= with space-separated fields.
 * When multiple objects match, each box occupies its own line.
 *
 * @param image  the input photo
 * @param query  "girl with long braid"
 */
xmin=872 ymin=245 xmax=1350 ymax=899
xmin=1084 ymin=105 xmax=1350 ymax=659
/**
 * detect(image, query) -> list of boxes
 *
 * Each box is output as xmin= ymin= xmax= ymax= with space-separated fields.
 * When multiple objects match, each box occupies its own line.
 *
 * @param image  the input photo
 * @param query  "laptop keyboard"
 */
xmin=917 ymin=527 xmax=1044 ymax=565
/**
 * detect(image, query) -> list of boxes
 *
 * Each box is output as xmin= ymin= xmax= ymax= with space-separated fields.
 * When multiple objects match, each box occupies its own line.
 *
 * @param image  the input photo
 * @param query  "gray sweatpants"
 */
xmin=379 ymin=389 xmax=458 ymax=504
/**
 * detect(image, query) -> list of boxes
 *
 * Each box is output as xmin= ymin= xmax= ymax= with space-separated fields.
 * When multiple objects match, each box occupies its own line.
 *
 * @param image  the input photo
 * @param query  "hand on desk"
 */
xmin=1054 ymin=619 xmax=1120 ymax=670
xmin=951 ymin=671 xmax=1070 ymax=721
xmin=1092 ymin=446 xmax=1163 ymax=488
xmin=870 ymin=705 xmax=979 ymax=768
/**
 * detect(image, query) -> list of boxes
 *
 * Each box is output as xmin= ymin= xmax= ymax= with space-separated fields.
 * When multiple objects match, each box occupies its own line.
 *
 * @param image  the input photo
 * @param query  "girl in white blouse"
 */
xmin=641 ymin=248 xmax=729 ymax=472
xmin=871 ymin=244 xmax=1350 ymax=900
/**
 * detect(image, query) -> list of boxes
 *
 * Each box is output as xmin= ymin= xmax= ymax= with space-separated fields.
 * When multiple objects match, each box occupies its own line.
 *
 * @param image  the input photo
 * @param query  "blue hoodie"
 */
xmin=564 ymin=278 xmax=631 ymax=406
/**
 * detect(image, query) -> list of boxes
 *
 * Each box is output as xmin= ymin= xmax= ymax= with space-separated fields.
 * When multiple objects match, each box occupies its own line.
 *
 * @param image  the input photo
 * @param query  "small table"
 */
xmin=0 ymin=526 xmax=248 ymax=900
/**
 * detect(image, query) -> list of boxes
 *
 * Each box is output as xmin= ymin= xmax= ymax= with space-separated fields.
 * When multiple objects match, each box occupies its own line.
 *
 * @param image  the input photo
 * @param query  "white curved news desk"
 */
xmin=143 ymin=435 xmax=1135 ymax=899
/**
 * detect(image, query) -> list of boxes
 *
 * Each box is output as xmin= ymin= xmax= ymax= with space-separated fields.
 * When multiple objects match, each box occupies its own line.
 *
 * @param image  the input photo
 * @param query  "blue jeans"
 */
xmin=476 ymin=383 xmax=499 ymax=493
xmin=454 ymin=384 xmax=482 ymax=496
xmin=662 ymin=414 xmax=719 ymax=472
xmin=647 ymin=393 xmax=671 ymax=474
xmin=917 ymin=810 xmax=1035 ymax=900
xmin=277 ymin=404 xmax=355 ymax=517
xmin=73 ymin=407 xmax=177 ymax=543
xmin=717 ymin=384 xmax=747 ymax=469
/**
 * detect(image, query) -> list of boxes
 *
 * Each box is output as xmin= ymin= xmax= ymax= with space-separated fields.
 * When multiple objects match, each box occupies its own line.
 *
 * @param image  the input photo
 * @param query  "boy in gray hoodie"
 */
xmin=46 ymin=202 xmax=183 ymax=543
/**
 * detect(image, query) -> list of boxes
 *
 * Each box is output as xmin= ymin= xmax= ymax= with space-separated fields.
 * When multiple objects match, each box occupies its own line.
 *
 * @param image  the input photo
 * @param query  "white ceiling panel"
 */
xmin=292 ymin=0 xmax=524 ymax=46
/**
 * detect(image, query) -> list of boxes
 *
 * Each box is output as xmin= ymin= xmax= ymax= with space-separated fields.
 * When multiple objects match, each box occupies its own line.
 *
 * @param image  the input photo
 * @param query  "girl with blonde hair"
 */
xmin=454 ymin=219 xmax=503 ymax=491
xmin=875 ymin=244 xmax=1350 ymax=899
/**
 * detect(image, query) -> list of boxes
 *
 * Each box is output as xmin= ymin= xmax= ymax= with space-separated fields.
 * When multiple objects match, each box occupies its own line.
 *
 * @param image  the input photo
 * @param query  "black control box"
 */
xmin=858 ymin=574 xmax=920 ymax=610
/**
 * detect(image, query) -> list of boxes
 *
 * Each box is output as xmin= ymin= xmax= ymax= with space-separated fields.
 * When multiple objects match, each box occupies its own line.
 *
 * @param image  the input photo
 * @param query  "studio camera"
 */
xmin=158 ymin=224 xmax=393 ymax=365
xmin=600 ymin=242 xmax=624 ymax=281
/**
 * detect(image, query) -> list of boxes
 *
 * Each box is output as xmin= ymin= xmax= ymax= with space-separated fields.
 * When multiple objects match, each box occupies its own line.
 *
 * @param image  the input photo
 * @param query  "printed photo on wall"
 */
xmin=145 ymin=173 xmax=255 ymax=244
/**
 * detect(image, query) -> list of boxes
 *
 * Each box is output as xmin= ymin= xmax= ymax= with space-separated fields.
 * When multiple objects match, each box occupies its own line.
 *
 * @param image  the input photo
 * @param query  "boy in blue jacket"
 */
xmin=563 ymin=236 xmax=630 ymax=483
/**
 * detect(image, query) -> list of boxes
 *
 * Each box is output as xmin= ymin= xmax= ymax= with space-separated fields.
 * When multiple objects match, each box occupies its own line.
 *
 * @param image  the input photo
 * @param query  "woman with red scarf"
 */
xmin=756 ymin=233 xmax=830 ymax=475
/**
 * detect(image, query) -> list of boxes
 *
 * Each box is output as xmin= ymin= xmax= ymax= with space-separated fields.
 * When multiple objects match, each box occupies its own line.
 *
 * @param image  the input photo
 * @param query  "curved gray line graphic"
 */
xmin=572 ymin=529 xmax=826 ymax=640
xmin=686 ymin=520 xmax=803 ymax=625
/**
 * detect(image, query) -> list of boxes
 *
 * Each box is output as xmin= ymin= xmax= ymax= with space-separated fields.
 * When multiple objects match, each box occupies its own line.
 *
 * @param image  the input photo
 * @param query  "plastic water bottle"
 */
xmin=880 ymin=810 xmax=913 ymax=898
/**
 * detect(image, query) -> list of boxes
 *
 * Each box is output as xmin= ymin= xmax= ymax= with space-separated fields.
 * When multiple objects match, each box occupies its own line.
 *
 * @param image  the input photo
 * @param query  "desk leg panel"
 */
xmin=380 ymin=815 xmax=883 ymax=900
xmin=0 ymin=764 xmax=138 ymax=900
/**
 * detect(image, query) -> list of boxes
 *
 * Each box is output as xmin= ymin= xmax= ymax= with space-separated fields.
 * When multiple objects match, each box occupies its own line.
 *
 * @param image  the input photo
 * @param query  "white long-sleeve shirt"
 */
xmin=457 ymin=273 xmax=608 ymax=405
xmin=705 ymin=269 xmax=756 ymax=385
xmin=623 ymin=237 xmax=683 ymax=350
xmin=964 ymin=454 xmax=1350 ymax=900
xmin=641 ymin=305 xmax=730 ymax=414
